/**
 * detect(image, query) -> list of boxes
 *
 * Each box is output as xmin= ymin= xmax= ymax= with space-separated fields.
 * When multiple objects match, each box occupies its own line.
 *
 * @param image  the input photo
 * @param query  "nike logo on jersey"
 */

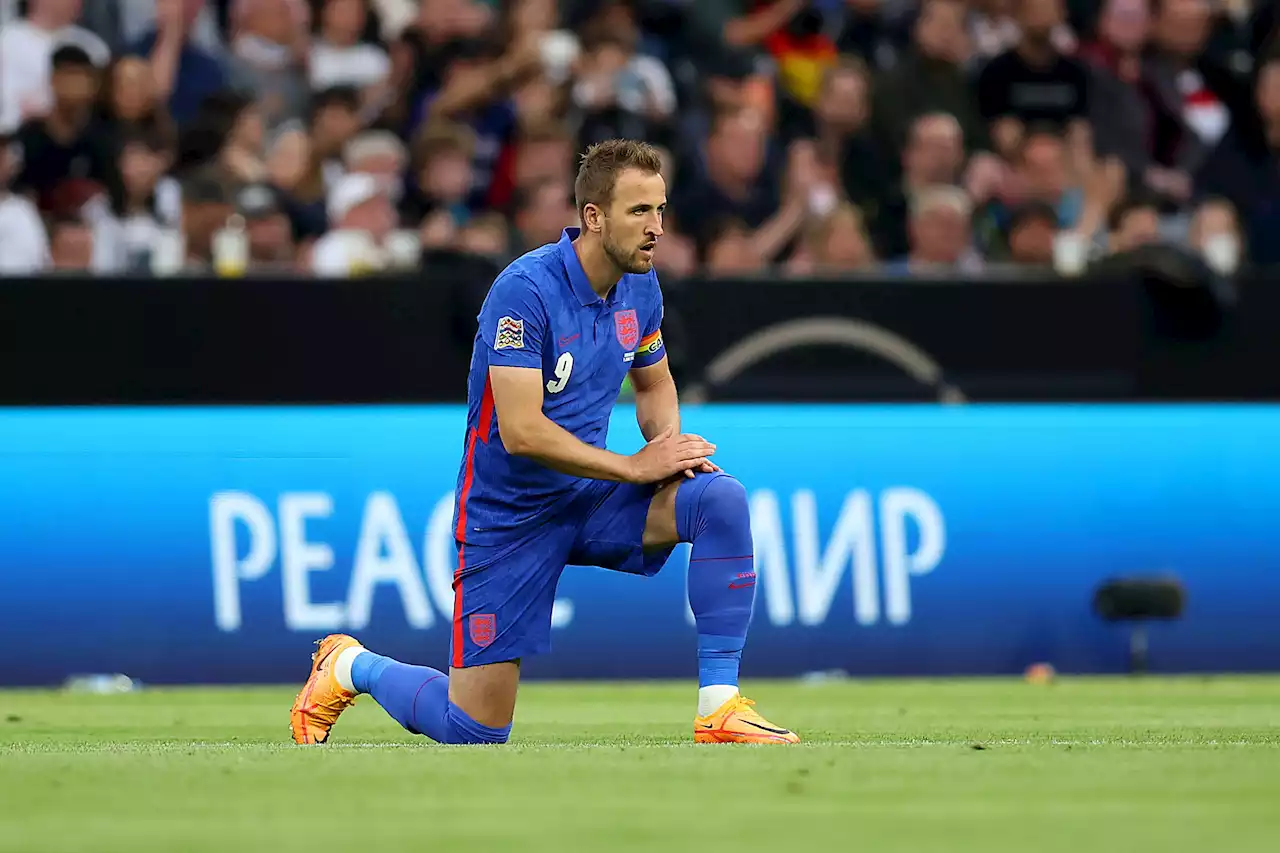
xmin=558 ymin=333 xmax=580 ymax=347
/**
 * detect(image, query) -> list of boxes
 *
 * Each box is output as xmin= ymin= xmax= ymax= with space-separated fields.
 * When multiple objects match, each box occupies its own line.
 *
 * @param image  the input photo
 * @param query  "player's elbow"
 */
xmin=496 ymin=416 xmax=539 ymax=457
xmin=499 ymin=431 xmax=535 ymax=457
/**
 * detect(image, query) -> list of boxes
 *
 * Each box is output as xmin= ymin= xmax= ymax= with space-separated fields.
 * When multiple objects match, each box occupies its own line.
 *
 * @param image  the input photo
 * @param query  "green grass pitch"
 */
xmin=1 ymin=677 xmax=1278 ymax=853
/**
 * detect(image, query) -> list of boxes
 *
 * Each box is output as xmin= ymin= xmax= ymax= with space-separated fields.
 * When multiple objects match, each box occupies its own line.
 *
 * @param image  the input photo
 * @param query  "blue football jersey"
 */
xmin=453 ymin=228 xmax=667 ymax=546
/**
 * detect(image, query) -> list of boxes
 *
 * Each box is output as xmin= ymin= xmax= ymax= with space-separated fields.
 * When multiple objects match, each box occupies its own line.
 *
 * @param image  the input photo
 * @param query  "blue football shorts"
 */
xmin=450 ymin=479 xmax=675 ymax=668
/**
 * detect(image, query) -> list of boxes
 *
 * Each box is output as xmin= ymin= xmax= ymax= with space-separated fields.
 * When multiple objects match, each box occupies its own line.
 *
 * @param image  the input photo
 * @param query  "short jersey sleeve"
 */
xmin=632 ymin=279 xmax=667 ymax=369
xmin=478 ymin=272 xmax=548 ymax=369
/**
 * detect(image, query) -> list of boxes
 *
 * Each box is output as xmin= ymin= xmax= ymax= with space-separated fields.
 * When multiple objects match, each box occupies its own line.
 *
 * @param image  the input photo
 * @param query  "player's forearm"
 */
xmin=634 ymin=377 xmax=680 ymax=442
xmin=501 ymin=414 xmax=636 ymax=483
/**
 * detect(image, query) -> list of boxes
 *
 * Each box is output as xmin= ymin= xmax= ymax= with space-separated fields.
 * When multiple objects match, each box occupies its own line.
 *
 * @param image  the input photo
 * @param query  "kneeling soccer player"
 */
xmin=290 ymin=139 xmax=798 ymax=746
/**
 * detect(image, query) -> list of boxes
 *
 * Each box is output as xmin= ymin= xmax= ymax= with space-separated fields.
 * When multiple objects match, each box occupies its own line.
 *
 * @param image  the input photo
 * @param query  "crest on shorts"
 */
xmin=470 ymin=613 xmax=497 ymax=647
xmin=614 ymin=309 xmax=639 ymax=349
xmin=495 ymin=316 xmax=524 ymax=350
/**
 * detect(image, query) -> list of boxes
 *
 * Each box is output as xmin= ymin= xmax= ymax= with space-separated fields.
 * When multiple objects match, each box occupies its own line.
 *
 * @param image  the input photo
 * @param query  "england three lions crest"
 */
xmin=470 ymin=613 xmax=496 ymax=648
xmin=614 ymin=309 xmax=639 ymax=350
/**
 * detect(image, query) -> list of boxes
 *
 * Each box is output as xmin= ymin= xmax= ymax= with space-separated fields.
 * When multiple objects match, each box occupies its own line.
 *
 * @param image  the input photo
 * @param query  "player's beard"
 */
xmin=602 ymin=224 xmax=654 ymax=274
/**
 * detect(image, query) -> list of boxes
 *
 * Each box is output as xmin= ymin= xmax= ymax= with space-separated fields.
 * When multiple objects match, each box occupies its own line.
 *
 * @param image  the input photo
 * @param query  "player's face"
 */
xmin=601 ymin=168 xmax=666 ymax=275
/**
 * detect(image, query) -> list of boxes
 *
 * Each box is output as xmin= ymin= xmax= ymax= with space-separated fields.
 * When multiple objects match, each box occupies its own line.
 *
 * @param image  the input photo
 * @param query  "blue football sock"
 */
xmin=352 ymin=652 xmax=511 ymax=745
xmin=677 ymin=473 xmax=756 ymax=689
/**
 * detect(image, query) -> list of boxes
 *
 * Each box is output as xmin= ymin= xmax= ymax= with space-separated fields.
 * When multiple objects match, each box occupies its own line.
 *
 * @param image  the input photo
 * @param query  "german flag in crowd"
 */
xmin=761 ymin=4 xmax=838 ymax=108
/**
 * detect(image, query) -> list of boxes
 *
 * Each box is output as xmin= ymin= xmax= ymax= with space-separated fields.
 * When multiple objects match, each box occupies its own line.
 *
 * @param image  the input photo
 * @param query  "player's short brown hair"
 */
xmin=573 ymin=139 xmax=663 ymax=219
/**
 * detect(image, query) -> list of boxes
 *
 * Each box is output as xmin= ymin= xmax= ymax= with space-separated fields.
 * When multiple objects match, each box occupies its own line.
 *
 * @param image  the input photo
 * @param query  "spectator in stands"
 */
xmin=130 ymin=0 xmax=228 ymax=125
xmin=48 ymin=215 xmax=94 ymax=270
xmin=406 ymin=35 xmax=534 ymax=212
xmin=1080 ymin=0 xmax=1153 ymax=196
xmin=12 ymin=45 xmax=124 ymax=215
xmin=0 ymin=131 xmax=51 ymax=273
xmin=419 ymin=206 xmax=459 ymax=250
xmin=968 ymin=0 xmax=1076 ymax=62
xmin=0 ymin=0 xmax=110 ymax=133
xmin=571 ymin=19 xmax=676 ymax=150
xmin=968 ymin=0 xmax=1018 ymax=61
xmin=836 ymin=0 xmax=900 ymax=67
xmin=311 ymin=0 xmax=393 ymax=97
xmin=873 ymin=0 xmax=987 ymax=160
xmin=226 ymin=0 xmax=310 ymax=131
xmin=886 ymin=184 xmax=981 ymax=274
xmin=236 ymin=183 xmax=297 ymax=268
xmin=694 ymin=38 xmax=776 ymax=126
xmin=511 ymin=121 xmax=575 ymax=197
xmin=675 ymin=107 xmax=794 ymax=256
xmin=787 ymin=202 xmax=876 ymax=275
xmin=682 ymin=0 xmax=807 ymax=69
xmin=512 ymin=176 xmax=576 ymax=252
xmin=1107 ymin=194 xmax=1162 ymax=253
xmin=1204 ymin=0 xmax=1255 ymax=72
xmin=1141 ymin=0 xmax=1245 ymax=209
xmin=977 ymin=0 xmax=1089 ymax=162
xmin=343 ymin=130 xmax=408 ymax=198
xmin=975 ymin=128 xmax=1083 ymax=257
xmin=801 ymin=57 xmax=873 ymax=158
xmin=1005 ymin=201 xmax=1059 ymax=266
xmin=0 ymin=0 xmax=1264 ymax=281
xmin=1196 ymin=52 xmax=1280 ymax=263
xmin=512 ymin=74 xmax=562 ymax=136
xmin=312 ymin=172 xmax=395 ymax=275
xmin=795 ymin=57 xmax=888 ymax=228
xmin=703 ymin=216 xmax=764 ymax=276
xmin=111 ymin=0 xmax=228 ymax=56
xmin=401 ymin=121 xmax=476 ymax=228
xmin=101 ymin=56 xmax=171 ymax=137
xmin=1187 ymin=197 xmax=1242 ymax=273
xmin=180 ymin=169 xmax=236 ymax=264
xmin=267 ymin=122 xmax=309 ymax=192
xmin=872 ymin=111 xmax=968 ymax=260
xmin=309 ymin=85 xmax=364 ymax=186
xmin=458 ymin=210 xmax=510 ymax=256
xmin=267 ymin=122 xmax=328 ymax=242
xmin=114 ymin=124 xmax=181 ymax=271
xmin=385 ymin=0 xmax=488 ymax=127
xmin=189 ymin=90 xmax=268 ymax=187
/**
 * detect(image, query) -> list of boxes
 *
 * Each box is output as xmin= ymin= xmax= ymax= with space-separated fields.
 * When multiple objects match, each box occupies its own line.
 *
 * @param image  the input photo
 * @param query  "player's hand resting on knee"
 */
xmin=628 ymin=426 xmax=716 ymax=484
xmin=687 ymin=459 xmax=722 ymax=478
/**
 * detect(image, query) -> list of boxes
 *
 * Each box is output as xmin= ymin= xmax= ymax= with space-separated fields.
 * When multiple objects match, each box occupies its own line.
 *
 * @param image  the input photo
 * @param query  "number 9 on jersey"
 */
xmin=546 ymin=352 xmax=573 ymax=394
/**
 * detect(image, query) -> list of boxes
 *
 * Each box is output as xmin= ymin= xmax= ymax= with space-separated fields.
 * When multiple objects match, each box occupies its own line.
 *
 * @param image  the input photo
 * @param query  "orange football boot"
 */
xmin=694 ymin=694 xmax=800 ymax=744
xmin=289 ymin=634 xmax=361 ymax=744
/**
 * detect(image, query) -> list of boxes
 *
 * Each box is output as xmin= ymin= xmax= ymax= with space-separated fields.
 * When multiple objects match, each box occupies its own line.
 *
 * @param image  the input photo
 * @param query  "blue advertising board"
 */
xmin=0 ymin=404 xmax=1277 ymax=686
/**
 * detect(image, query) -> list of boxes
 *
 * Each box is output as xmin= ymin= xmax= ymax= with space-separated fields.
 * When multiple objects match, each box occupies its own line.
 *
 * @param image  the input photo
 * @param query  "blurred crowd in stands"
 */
xmin=0 ymin=0 xmax=1276 ymax=277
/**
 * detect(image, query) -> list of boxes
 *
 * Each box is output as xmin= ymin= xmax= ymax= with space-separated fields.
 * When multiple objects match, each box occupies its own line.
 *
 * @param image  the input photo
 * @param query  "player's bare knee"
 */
xmin=449 ymin=661 xmax=520 ymax=729
xmin=643 ymin=480 xmax=681 ymax=548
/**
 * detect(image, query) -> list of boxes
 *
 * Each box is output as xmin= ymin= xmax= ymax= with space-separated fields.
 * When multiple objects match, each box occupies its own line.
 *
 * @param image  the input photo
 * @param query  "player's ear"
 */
xmin=582 ymin=203 xmax=604 ymax=234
